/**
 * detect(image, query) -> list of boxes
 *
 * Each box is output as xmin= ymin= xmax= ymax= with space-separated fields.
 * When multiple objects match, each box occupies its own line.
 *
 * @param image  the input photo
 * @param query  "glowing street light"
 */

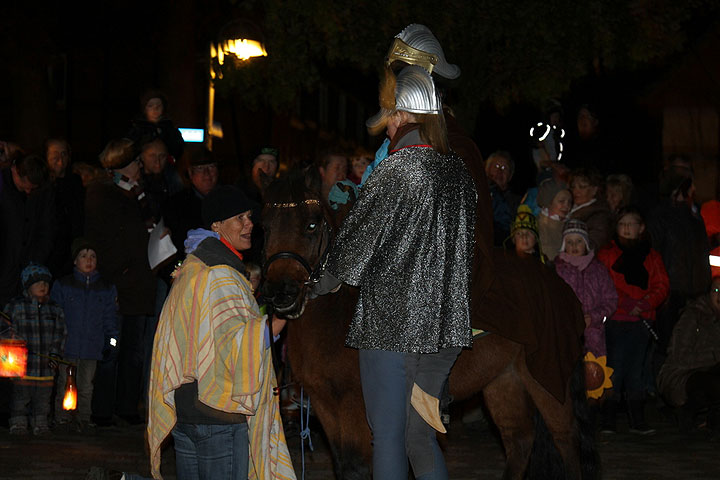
xmin=206 ymin=20 xmax=267 ymax=151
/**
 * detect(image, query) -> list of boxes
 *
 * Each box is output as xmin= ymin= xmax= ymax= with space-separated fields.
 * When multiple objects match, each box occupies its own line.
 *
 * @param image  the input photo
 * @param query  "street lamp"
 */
xmin=206 ymin=20 xmax=268 ymax=151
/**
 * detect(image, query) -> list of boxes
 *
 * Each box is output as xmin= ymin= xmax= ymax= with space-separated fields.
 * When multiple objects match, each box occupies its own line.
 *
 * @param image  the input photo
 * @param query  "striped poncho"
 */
xmin=147 ymin=248 xmax=295 ymax=479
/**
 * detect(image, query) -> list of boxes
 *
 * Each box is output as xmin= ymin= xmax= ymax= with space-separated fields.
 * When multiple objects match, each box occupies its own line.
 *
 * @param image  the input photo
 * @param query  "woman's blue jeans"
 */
xmin=359 ymin=348 xmax=459 ymax=480
xmin=171 ymin=423 xmax=249 ymax=480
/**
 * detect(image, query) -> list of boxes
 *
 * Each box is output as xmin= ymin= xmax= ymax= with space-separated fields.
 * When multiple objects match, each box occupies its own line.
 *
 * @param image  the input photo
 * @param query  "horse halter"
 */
xmin=262 ymin=198 xmax=333 ymax=286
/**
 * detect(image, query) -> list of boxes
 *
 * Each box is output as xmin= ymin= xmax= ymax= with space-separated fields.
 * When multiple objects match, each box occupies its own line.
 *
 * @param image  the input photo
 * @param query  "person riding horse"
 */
xmin=315 ymin=65 xmax=477 ymax=479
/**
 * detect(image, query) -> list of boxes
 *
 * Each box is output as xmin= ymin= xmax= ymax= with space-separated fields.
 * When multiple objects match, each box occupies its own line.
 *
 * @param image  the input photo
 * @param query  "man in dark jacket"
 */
xmin=0 ymin=155 xmax=55 ymax=306
xmin=84 ymin=138 xmax=156 ymax=424
xmin=164 ymin=149 xmax=219 ymax=255
xmin=648 ymin=168 xmax=711 ymax=356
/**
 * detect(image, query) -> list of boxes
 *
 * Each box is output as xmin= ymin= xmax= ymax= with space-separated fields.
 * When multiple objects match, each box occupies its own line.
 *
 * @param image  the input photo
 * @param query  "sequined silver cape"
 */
xmin=328 ymin=138 xmax=477 ymax=353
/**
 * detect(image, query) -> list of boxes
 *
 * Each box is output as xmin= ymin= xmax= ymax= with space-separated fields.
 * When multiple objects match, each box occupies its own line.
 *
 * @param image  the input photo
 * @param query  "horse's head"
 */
xmin=261 ymin=171 xmax=334 ymax=319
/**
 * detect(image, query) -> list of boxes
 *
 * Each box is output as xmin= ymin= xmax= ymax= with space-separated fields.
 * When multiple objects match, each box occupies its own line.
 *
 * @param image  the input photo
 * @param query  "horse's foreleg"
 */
xmin=310 ymin=392 xmax=371 ymax=480
xmin=483 ymin=369 xmax=536 ymax=480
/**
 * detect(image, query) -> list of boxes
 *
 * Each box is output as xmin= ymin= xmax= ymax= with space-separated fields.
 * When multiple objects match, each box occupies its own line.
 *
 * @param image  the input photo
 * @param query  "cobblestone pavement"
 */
xmin=0 ymin=404 xmax=718 ymax=479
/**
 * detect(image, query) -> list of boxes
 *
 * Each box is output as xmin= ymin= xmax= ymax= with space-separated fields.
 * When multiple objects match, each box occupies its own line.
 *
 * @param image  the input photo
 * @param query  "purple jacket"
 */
xmin=554 ymin=252 xmax=617 ymax=356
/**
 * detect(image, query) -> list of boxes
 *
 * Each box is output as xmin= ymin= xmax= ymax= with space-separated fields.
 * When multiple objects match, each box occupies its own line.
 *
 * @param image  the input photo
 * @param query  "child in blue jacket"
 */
xmin=51 ymin=238 xmax=119 ymax=430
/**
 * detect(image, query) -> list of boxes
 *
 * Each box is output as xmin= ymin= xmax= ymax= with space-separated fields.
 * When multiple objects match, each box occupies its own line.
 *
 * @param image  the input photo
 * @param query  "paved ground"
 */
xmin=0 ymin=402 xmax=718 ymax=479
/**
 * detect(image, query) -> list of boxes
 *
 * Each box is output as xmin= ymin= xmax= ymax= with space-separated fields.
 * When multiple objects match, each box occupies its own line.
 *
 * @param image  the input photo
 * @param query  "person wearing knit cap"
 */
xmin=555 ymin=220 xmax=616 ymax=358
xmin=505 ymin=205 xmax=544 ymax=262
xmin=51 ymin=238 xmax=119 ymax=432
xmin=148 ymin=184 xmax=293 ymax=479
xmin=3 ymin=263 xmax=66 ymax=436
xmin=537 ymin=178 xmax=572 ymax=261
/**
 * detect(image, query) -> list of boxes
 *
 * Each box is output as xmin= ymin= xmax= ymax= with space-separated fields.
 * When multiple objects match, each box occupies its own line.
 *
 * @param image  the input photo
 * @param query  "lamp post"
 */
xmin=206 ymin=20 xmax=267 ymax=151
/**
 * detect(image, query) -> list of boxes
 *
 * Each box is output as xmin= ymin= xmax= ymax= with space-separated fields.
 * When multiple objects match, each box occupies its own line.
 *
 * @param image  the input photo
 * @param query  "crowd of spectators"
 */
xmin=0 ymin=89 xmax=718 ymax=446
xmin=489 ymin=105 xmax=718 ymax=438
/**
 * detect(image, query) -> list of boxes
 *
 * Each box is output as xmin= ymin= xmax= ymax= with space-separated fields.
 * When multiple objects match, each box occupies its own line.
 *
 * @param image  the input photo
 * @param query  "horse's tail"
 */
xmin=526 ymin=360 xmax=600 ymax=480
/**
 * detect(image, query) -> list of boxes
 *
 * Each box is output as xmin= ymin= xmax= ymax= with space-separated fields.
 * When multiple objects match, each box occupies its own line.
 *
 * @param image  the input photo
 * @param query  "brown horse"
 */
xmin=261 ymin=172 xmax=597 ymax=480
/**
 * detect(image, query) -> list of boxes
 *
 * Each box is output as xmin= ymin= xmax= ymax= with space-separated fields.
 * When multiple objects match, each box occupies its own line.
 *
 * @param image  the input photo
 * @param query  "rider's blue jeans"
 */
xmin=359 ymin=347 xmax=460 ymax=480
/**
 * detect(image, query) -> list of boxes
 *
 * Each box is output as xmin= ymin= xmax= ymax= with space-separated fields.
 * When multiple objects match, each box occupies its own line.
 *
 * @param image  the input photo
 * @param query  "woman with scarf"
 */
xmin=597 ymin=206 xmax=669 ymax=435
xmin=147 ymin=186 xmax=294 ymax=480
xmin=319 ymin=66 xmax=476 ymax=480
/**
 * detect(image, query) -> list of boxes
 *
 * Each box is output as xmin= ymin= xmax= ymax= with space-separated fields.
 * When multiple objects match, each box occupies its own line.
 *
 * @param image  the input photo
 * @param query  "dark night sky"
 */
xmin=2 ymin=2 xmax=719 ymax=189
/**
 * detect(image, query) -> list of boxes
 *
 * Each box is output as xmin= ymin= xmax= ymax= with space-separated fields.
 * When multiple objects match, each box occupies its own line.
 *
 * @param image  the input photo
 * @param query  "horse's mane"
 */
xmin=264 ymin=166 xmax=321 ymax=205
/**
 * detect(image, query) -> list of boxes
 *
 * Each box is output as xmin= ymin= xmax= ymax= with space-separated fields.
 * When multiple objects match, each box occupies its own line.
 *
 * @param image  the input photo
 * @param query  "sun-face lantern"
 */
xmin=62 ymin=365 xmax=77 ymax=411
xmin=0 ymin=339 xmax=28 ymax=377
xmin=584 ymin=351 xmax=614 ymax=400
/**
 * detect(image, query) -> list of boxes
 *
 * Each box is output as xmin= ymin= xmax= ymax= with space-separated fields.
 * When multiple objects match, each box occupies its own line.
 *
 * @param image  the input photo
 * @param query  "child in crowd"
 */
xmin=51 ymin=238 xmax=119 ymax=432
xmin=554 ymin=220 xmax=617 ymax=359
xmin=598 ymin=206 xmax=669 ymax=434
xmin=506 ymin=205 xmax=545 ymax=262
xmin=3 ymin=264 xmax=66 ymax=435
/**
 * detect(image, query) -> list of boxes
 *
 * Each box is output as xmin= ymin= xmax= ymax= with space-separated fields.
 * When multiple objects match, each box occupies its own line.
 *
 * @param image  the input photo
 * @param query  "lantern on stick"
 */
xmin=0 ymin=339 xmax=28 ymax=377
xmin=62 ymin=365 xmax=77 ymax=411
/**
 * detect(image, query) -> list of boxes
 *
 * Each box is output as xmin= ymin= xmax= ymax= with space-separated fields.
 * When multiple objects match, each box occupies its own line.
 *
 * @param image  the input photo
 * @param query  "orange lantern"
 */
xmin=0 ymin=339 xmax=28 ymax=377
xmin=62 ymin=365 xmax=77 ymax=411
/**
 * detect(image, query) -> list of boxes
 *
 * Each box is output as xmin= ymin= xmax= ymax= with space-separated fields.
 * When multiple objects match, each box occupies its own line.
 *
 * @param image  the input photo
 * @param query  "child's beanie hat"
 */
xmin=561 ymin=219 xmax=591 ymax=252
xmin=71 ymin=237 xmax=96 ymax=261
xmin=21 ymin=263 xmax=52 ymax=290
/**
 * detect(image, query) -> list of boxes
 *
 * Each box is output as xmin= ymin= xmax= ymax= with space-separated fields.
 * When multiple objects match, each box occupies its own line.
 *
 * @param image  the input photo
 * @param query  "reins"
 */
xmin=262 ymin=198 xmax=333 ymax=286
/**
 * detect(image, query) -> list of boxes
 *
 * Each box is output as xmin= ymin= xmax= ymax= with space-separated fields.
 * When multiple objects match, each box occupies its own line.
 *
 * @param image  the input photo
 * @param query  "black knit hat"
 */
xmin=71 ymin=237 xmax=96 ymax=261
xmin=202 ymin=186 xmax=255 ymax=228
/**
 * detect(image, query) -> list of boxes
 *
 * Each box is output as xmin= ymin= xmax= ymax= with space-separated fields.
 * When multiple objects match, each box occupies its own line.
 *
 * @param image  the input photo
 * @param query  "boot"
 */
xmin=600 ymin=398 xmax=618 ymax=433
xmin=628 ymin=400 xmax=655 ymax=435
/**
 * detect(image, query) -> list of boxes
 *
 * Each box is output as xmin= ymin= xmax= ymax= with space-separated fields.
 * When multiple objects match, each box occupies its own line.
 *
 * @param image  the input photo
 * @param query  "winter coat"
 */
xmin=647 ymin=199 xmax=710 ymax=297
xmin=2 ymin=293 xmax=65 ymax=379
xmin=50 ymin=269 xmax=119 ymax=360
xmin=597 ymin=240 xmax=669 ymax=322
xmin=569 ymin=197 xmax=614 ymax=251
xmin=0 ymin=168 xmax=56 ymax=306
xmin=554 ymin=253 xmax=617 ymax=356
xmin=657 ymin=294 xmax=720 ymax=406
xmin=84 ymin=178 xmax=156 ymax=316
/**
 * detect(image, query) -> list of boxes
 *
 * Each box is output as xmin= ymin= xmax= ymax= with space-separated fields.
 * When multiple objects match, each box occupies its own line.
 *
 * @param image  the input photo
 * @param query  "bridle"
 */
xmin=262 ymin=198 xmax=333 ymax=286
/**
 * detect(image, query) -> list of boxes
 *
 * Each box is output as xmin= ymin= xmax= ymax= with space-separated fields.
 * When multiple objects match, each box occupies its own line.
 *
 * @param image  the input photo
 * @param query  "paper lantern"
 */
xmin=62 ymin=365 xmax=77 ymax=411
xmin=0 ymin=339 xmax=27 ymax=377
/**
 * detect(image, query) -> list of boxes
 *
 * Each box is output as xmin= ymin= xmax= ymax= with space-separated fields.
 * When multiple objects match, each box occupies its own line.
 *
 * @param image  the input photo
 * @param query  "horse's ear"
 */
xmin=303 ymin=165 xmax=322 ymax=196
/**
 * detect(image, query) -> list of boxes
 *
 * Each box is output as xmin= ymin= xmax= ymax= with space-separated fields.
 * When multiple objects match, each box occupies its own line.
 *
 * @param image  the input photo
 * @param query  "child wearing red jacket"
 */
xmin=597 ymin=206 xmax=669 ymax=434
